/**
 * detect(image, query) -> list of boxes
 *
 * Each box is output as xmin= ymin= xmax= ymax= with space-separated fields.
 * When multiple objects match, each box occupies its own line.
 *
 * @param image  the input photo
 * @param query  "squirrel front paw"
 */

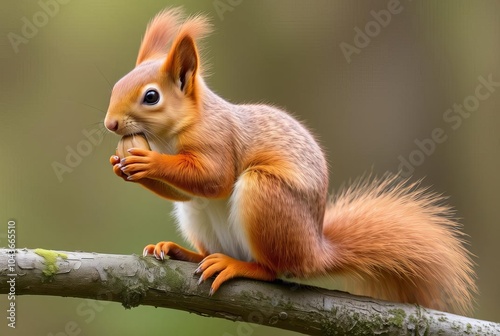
xmin=143 ymin=241 xmax=205 ymax=263
xmin=109 ymin=155 xmax=130 ymax=181
xmin=117 ymin=148 xmax=162 ymax=181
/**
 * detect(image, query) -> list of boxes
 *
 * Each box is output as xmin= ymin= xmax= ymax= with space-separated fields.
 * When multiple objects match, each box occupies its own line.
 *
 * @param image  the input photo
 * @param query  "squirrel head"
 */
xmin=104 ymin=8 xmax=212 ymax=139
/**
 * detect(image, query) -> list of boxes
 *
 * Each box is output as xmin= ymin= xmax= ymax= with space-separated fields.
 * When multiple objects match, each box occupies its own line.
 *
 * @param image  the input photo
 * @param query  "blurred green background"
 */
xmin=1 ymin=0 xmax=499 ymax=335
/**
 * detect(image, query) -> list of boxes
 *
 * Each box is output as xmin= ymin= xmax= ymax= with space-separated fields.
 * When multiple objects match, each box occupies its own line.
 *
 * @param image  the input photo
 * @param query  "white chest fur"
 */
xmin=173 ymin=197 xmax=253 ymax=262
xmin=148 ymin=137 xmax=252 ymax=261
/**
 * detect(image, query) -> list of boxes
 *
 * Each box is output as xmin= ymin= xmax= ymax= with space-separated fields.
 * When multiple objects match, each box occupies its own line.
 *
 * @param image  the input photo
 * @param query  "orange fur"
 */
xmin=136 ymin=7 xmax=184 ymax=65
xmin=143 ymin=241 xmax=206 ymax=263
xmin=110 ymin=155 xmax=190 ymax=201
xmin=237 ymin=169 xmax=326 ymax=276
xmin=321 ymin=175 xmax=476 ymax=314
xmin=196 ymin=254 xmax=276 ymax=294
xmin=105 ymin=8 xmax=477 ymax=315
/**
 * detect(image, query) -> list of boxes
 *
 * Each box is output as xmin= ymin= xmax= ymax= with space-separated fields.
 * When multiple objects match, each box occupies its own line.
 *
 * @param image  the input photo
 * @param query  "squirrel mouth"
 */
xmin=125 ymin=132 xmax=146 ymax=138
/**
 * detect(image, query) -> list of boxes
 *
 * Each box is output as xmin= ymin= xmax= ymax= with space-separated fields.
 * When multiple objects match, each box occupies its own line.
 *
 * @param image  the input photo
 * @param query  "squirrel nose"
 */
xmin=105 ymin=118 xmax=119 ymax=132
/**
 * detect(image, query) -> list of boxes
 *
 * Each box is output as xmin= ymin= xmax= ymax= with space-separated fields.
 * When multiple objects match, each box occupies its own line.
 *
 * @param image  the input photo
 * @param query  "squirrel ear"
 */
xmin=136 ymin=8 xmax=183 ymax=65
xmin=163 ymin=34 xmax=199 ymax=96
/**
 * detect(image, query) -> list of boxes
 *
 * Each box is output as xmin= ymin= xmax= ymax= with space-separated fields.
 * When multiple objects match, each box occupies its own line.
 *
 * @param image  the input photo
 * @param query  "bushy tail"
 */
xmin=322 ymin=175 xmax=476 ymax=315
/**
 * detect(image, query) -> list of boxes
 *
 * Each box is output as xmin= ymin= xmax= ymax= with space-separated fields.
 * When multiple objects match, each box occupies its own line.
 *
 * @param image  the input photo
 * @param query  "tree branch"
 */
xmin=0 ymin=248 xmax=498 ymax=335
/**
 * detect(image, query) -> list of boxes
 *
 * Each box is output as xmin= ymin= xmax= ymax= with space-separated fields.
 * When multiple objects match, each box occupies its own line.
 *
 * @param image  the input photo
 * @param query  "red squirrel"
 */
xmin=104 ymin=8 xmax=476 ymax=314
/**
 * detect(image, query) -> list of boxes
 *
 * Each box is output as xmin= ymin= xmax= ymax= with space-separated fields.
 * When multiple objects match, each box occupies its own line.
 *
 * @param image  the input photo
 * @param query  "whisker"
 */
xmin=139 ymin=122 xmax=170 ymax=148
xmin=95 ymin=63 xmax=113 ymax=88
xmin=67 ymin=100 xmax=107 ymax=115
xmin=97 ymin=127 xmax=109 ymax=137
xmin=142 ymin=128 xmax=170 ymax=149
xmin=86 ymin=120 xmax=106 ymax=128
xmin=142 ymin=129 xmax=159 ymax=144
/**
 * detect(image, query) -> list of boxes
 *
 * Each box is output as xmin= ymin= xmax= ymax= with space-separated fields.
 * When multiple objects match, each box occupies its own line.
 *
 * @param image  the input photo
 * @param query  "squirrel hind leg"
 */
xmin=230 ymin=168 xmax=326 ymax=277
xmin=196 ymin=253 xmax=276 ymax=294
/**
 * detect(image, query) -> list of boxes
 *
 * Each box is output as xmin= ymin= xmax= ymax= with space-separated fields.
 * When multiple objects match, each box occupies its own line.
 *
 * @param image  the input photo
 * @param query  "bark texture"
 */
xmin=0 ymin=248 xmax=498 ymax=335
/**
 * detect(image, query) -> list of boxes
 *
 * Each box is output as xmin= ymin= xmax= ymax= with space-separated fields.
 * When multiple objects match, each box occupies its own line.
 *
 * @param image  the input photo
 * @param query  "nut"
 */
xmin=117 ymin=133 xmax=150 ymax=158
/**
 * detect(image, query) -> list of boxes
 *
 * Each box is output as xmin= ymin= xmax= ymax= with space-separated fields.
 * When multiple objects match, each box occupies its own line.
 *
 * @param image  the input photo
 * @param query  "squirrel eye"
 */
xmin=143 ymin=89 xmax=160 ymax=105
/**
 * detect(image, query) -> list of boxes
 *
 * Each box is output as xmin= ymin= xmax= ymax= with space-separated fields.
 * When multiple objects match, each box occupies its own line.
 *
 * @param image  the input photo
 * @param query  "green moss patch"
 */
xmin=34 ymin=248 xmax=68 ymax=277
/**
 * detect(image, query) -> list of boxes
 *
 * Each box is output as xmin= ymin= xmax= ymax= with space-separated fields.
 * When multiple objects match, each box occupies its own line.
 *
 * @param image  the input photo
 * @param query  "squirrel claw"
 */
xmin=143 ymin=244 xmax=156 ymax=258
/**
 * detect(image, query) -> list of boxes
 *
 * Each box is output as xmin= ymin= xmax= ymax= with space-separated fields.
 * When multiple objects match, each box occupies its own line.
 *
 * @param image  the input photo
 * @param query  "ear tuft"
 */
xmin=162 ymin=14 xmax=213 ymax=99
xmin=136 ymin=7 xmax=184 ymax=65
xmin=176 ymin=14 xmax=213 ymax=41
